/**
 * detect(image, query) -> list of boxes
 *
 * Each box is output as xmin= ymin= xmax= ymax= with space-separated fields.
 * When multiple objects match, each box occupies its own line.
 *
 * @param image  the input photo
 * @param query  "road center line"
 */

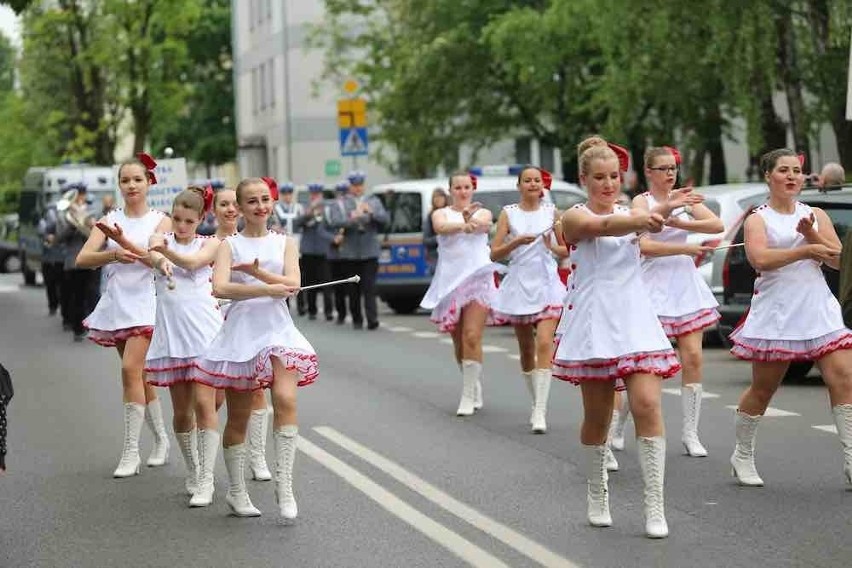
xmin=387 ymin=326 xmax=414 ymax=332
xmin=313 ymin=426 xmax=579 ymax=568
xmin=662 ymin=387 xmax=720 ymax=399
xmin=481 ymin=345 xmax=508 ymax=353
xmin=412 ymin=331 xmax=440 ymax=339
xmin=812 ymin=424 xmax=838 ymax=434
xmin=298 ymin=436 xmax=510 ymax=568
xmin=724 ymin=405 xmax=801 ymax=417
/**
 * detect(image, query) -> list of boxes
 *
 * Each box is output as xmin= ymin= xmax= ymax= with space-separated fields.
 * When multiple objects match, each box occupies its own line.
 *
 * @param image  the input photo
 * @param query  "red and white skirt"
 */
xmin=659 ymin=307 xmax=720 ymax=339
xmin=86 ymin=325 xmax=154 ymax=347
xmin=730 ymin=327 xmax=852 ymax=362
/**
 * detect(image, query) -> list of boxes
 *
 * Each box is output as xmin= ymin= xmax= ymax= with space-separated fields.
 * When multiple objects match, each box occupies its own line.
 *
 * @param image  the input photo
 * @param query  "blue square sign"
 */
xmin=340 ymin=127 xmax=369 ymax=157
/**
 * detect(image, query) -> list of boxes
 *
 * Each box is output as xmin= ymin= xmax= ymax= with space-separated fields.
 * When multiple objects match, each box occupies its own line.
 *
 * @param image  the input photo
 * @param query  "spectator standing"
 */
xmin=295 ymin=183 xmax=335 ymax=321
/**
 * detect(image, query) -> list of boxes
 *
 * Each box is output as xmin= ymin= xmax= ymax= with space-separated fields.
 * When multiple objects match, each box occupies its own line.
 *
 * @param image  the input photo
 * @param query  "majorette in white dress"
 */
xmin=492 ymin=203 xmax=564 ymax=324
xmin=419 ymin=208 xmax=503 ymax=332
xmin=84 ymin=208 xmax=165 ymax=346
xmin=194 ymin=232 xmax=318 ymax=390
xmin=730 ymin=201 xmax=852 ymax=360
xmin=144 ymin=234 xmax=224 ymax=386
xmin=552 ymin=204 xmax=681 ymax=384
xmin=641 ymin=192 xmax=720 ymax=337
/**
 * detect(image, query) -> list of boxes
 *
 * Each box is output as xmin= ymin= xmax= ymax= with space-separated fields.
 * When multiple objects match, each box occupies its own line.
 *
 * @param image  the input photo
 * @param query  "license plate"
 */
xmin=379 ymin=249 xmax=392 ymax=263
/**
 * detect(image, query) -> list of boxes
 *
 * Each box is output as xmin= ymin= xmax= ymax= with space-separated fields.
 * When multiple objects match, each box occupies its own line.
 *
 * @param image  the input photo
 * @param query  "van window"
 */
xmin=18 ymin=191 xmax=39 ymax=224
xmin=550 ymin=191 xmax=586 ymax=211
xmin=737 ymin=192 xmax=768 ymax=211
xmin=375 ymin=191 xmax=422 ymax=234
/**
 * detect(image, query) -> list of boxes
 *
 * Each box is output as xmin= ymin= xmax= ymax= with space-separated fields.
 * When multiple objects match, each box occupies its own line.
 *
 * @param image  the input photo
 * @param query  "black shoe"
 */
xmin=353 ymin=321 xmax=363 ymax=330
xmin=325 ymin=314 xmax=334 ymax=322
xmin=308 ymin=314 xmax=317 ymax=321
xmin=49 ymin=308 xmax=57 ymax=316
xmin=367 ymin=321 xmax=380 ymax=330
xmin=336 ymin=317 xmax=346 ymax=325
xmin=73 ymin=332 xmax=86 ymax=343
xmin=62 ymin=322 xmax=73 ymax=332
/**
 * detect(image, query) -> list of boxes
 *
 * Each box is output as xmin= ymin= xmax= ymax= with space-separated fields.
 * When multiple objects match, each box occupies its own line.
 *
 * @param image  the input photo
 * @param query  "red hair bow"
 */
xmin=607 ymin=143 xmax=630 ymax=172
xmin=261 ymin=176 xmax=279 ymax=200
xmin=664 ymin=146 xmax=682 ymax=166
xmin=202 ymin=184 xmax=214 ymax=214
xmin=797 ymin=153 xmax=806 ymax=168
xmin=541 ymin=169 xmax=553 ymax=190
xmin=470 ymin=174 xmax=478 ymax=191
xmin=136 ymin=152 xmax=158 ymax=184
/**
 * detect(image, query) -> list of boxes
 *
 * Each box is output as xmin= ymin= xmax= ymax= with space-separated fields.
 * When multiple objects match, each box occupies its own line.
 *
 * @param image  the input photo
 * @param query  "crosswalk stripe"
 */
xmin=662 ymin=387 xmax=720 ymax=399
xmin=724 ymin=405 xmax=800 ymax=417
xmin=412 ymin=331 xmax=440 ymax=339
xmin=812 ymin=424 xmax=838 ymax=434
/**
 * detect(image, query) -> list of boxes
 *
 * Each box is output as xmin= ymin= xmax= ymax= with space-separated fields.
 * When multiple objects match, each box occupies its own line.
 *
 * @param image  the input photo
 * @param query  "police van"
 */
xmin=370 ymin=166 xmax=586 ymax=314
xmin=18 ymin=164 xmax=115 ymax=285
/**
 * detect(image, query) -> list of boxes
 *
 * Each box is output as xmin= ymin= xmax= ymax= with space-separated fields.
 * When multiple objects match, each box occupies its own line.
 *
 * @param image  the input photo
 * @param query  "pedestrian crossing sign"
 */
xmin=340 ymin=127 xmax=369 ymax=157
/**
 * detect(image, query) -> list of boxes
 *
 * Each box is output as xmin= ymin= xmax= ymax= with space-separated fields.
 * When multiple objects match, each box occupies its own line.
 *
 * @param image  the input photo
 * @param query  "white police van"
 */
xmin=370 ymin=165 xmax=586 ymax=314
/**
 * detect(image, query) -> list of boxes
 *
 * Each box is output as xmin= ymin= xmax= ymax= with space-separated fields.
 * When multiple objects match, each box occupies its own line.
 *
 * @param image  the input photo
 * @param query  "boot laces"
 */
xmin=642 ymin=443 xmax=664 ymax=519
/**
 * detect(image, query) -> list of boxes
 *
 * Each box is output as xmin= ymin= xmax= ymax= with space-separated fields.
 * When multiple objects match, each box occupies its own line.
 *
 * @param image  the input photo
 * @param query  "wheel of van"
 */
xmin=385 ymin=296 xmax=421 ymax=315
xmin=784 ymin=361 xmax=814 ymax=381
xmin=21 ymin=255 xmax=36 ymax=286
xmin=2 ymin=253 xmax=21 ymax=273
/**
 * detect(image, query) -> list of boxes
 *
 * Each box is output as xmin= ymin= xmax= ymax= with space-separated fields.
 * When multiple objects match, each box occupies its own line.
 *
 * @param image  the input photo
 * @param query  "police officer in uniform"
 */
xmin=328 ymin=181 xmax=350 ymax=324
xmin=295 ymin=183 xmax=335 ymax=321
xmin=274 ymin=182 xmax=306 ymax=315
xmin=328 ymin=171 xmax=389 ymax=330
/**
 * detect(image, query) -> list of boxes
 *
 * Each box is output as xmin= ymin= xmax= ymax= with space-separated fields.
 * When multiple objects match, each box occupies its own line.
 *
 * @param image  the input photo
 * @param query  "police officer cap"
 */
xmin=307 ymin=182 xmax=324 ymax=192
xmin=280 ymin=182 xmax=295 ymax=193
xmin=63 ymin=181 xmax=88 ymax=193
xmin=347 ymin=170 xmax=366 ymax=185
xmin=335 ymin=181 xmax=350 ymax=192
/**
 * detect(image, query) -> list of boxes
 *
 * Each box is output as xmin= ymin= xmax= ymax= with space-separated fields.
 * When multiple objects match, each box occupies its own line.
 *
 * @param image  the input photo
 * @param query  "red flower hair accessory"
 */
xmin=539 ymin=168 xmax=553 ymax=198
xmin=202 ymin=184 xmax=214 ymax=214
xmin=607 ymin=143 xmax=630 ymax=172
xmin=470 ymin=174 xmax=478 ymax=191
xmin=664 ymin=146 xmax=682 ymax=165
xmin=261 ymin=176 xmax=279 ymax=200
xmin=797 ymin=153 xmax=806 ymax=168
xmin=136 ymin=152 xmax=158 ymax=184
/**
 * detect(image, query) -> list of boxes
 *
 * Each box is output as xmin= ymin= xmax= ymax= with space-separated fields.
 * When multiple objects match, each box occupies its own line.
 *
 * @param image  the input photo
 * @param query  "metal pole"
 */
xmin=282 ymin=0 xmax=294 ymax=179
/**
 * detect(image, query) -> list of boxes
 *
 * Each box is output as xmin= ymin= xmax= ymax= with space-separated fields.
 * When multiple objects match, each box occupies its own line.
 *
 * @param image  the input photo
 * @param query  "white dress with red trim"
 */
xmin=84 ymin=208 xmax=165 ymax=346
xmin=729 ymin=201 xmax=852 ymax=361
xmin=194 ymin=232 xmax=317 ymax=390
xmin=640 ymin=192 xmax=720 ymax=337
xmin=492 ymin=203 xmax=564 ymax=324
xmin=419 ymin=208 xmax=503 ymax=333
xmin=552 ymin=204 xmax=681 ymax=384
xmin=145 ymin=234 xmax=223 ymax=386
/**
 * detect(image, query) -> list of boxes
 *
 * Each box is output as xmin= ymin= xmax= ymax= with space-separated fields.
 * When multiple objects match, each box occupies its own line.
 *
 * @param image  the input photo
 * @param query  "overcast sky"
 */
xmin=0 ymin=6 xmax=19 ymax=47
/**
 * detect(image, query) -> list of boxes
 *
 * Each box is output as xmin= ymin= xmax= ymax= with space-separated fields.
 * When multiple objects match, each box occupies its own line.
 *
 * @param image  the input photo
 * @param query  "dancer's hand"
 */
xmin=114 ymin=248 xmax=140 ymax=264
xmin=668 ymin=188 xmax=704 ymax=210
xmin=807 ymin=243 xmax=840 ymax=264
xmin=462 ymin=202 xmax=483 ymax=223
xmin=268 ymin=283 xmax=299 ymax=298
xmin=96 ymin=222 xmax=124 ymax=242
xmin=796 ymin=213 xmax=817 ymax=237
xmin=148 ymin=234 xmax=168 ymax=254
xmin=514 ymin=234 xmax=538 ymax=246
xmin=232 ymin=258 xmax=260 ymax=274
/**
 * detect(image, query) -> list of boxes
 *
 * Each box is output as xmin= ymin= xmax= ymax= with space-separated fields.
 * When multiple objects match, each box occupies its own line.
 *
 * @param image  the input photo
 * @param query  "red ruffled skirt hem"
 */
xmin=86 ymin=326 xmax=154 ymax=347
xmin=729 ymin=328 xmax=852 ymax=362
xmin=145 ymin=357 xmax=198 ymax=386
xmin=660 ymin=308 xmax=720 ymax=338
xmin=552 ymin=350 xmax=681 ymax=386
xmin=494 ymin=304 xmax=563 ymax=326
xmin=194 ymin=346 xmax=318 ymax=391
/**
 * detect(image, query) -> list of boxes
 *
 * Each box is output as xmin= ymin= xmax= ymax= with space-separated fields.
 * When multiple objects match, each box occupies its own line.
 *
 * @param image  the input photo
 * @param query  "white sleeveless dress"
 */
xmin=419 ymin=208 xmax=503 ymax=332
xmin=552 ymin=204 xmax=681 ymax=384
xmin=730 ymin=201 xmax=852 ymax=360
xmin=492 ymin=203 xmax=564 ymax=324
xmin=145 ymin=234 xmax=224 ymax=386
xmin=641 ymin=192 xmax=720 ymax=337
xmin=195 ymin=232 xmax=318 ymax=390
xmin=84 ymin=208 xmax=165 ymax=346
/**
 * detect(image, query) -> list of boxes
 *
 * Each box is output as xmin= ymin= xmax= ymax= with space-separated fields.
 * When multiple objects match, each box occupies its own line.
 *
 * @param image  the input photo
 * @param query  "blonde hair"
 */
xmin=173 ymin=185 xmax=205 ymax=216
xmin=235 ymin=177 xmax=266 ymax=204
xmin=578 ymin=145 xmax=617 ymax=176
xmin=576 ymin=135 xmax=608 ymax=163
xmin=644 ymin=147 xmax=674 ymax=168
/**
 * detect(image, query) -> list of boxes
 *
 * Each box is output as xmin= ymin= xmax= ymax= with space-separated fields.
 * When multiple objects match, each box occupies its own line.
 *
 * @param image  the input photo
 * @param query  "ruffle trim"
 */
xmin=193 ymin=346 xmax=318 ymax=391
xmin=85 ymin=326 xmax=154 ymax=347
xmin=494 ymin=304 xmax=563 ymax=326
xmin=729 ymin=328 xmax=852 ymax=362
xmin=430 ymin=272 xmax=500 ymax=333
xmin=144 ymin=357 xmax=197 ymax=386
xmin=552 ymin=350 xmax=681 ymax=385
xmin=659 ymin=308 xmax=720 ymax=338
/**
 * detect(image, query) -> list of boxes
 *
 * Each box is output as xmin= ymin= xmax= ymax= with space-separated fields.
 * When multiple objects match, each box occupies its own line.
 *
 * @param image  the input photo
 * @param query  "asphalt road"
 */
xmin=1 ymin=273 xmax=850 ymax=568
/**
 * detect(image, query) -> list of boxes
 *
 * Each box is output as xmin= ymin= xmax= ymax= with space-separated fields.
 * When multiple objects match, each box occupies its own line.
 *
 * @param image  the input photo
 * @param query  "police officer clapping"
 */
xmin=295 ymin=183 xmax=335 ymax=321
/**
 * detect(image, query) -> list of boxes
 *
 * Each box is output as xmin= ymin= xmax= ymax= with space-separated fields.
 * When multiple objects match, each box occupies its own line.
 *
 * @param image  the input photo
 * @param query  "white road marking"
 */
xmin=439 ymin=338 xmax=454 ymax=345
xmin=314 ymin=426 xmax=579 ymax=568
xmin=0 ymin=285 xmax=18 ymax=293
xmin=507 ymin=354 xmax=521 ymax=361
xmin=413 ymin=331 xmax=440 ymax=339
xmin=724 ymin=405 xmax=801 ymax=417
xmin=662 ymin=387 xmax=720 ymax=399
xmin=298 ymin=436 xmax=510 ymax=568
xmin=812 ymin=424 xmax=838 ymax=434
xmin=481 ymin=345 xmax=508 ymax=353
xmin=387 ymin=326 xmax=414 ymax=332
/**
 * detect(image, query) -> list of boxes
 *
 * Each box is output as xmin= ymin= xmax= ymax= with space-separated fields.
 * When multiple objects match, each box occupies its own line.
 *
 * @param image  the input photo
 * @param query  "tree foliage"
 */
xmin=314 ymin=0 xmax=852 ymax=183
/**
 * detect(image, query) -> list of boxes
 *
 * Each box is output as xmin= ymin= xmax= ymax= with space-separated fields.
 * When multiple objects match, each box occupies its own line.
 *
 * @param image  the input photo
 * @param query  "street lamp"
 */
xmin=163 ymin=147 xmax=175 ymax=159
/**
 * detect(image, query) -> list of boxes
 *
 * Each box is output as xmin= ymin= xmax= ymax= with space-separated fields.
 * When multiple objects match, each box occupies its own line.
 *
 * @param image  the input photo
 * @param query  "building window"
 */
xmin=251 ymin=68 xmax=259 ymax=114
xmin=540 ymin=141 xmax=555 ymax=172
xmin=269 ymin=59 xmax=276 ymax=107
xmin=515 ymin=137 xmax=531 ymax=165
xmin=259 ymin=63 xmax=267 ymax=110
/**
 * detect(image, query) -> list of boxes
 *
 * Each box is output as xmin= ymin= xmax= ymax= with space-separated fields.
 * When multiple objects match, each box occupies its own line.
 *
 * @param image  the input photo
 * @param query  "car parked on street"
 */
xmin=717 ymin=185 xmax=852 ymax=378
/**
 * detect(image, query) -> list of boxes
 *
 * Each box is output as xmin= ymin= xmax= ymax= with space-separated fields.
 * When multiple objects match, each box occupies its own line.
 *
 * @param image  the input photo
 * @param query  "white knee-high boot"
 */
xmin=113 ymin=402 xmax=145 ymax=478
xmin=274 ymin=425 xmax=299 ymax=520
xmin=473 ymin=367 xmax=484 ymax=411
xmin=457 ymin=360 xmax=479 ymax=416
xmin=522 ymin=371 xmax=535 ymax=424
xmin=247 ymin=408 xmax=272 ymax=481
xmin=144 ymin=399 xmax=170 ymax=467
xmin=638 ymin=436 xmax=668 ymax=539
xmin=682 ymin=384 xmax=708 ymax=457
xmin=190 ymin=429 xmax=219 ymax=507
xmin=223 ymin=443 xmax=261 ymax=517
xmin=730 ymin=410 xmax=764 ymax=486
xmin=609 ymin=397 xmax=630 ymax=451
xmin=175 ymin=429 xmax=199 ymax=496
xmin=832 ymin=404 xmax=852 ymax=488
xmin=530 ymin=369 xmax=551 ymax=434
xmin=584 ymin=444 xmax=612 ymax=527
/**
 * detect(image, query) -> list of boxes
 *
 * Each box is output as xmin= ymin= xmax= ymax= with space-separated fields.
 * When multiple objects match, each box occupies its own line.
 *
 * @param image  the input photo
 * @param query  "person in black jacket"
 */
xmin=0 ymin=363 xmax=12 ymax=474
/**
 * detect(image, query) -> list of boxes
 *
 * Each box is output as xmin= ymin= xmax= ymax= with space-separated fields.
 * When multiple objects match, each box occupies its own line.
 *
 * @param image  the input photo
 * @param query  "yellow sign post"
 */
xmin=337 ymin=98 xmax=367 ymax=128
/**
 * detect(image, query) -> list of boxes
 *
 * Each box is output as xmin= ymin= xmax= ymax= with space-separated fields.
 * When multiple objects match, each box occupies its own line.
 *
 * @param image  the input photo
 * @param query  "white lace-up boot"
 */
xmin=247 ymin=408 xmax=272 ymax=481
xmin=113 ymin=402 xmax=145 ymax=478
xmin=584 ymin=445 xmax=612 ymax=527
xmin=473 ymin=366 xmax=484 ymax=411
xmin=603 ymin=444 xmax=619 ymax=472
xmin=531 ymin=369 xmax=551 ymax=434
xmin=638 ymin=436 xmax=668 ymax=538
xmin=175 ymin=429 xmax=199 ymax=495
xmin=730 ymin=410 xmax=764 ymax=487
xmin=522 ymin=371 xmax=535 ymax=424
xmin=144 ymin=399 xmax=170 ymax=467
xmin=609 ymin=398 xmax=630 ymax=451
xmin=274 ymin=425 xmax=299 ymax=520
xmin=832 ymin=404 xmax=852 ymax=488
xmin=223 ymin=443 xmax=261 ymax=517
xmin=457 ymin=360 xmax=479 ymax=416
xmin=682 ymin=384 xmax=708 ymax=457
xmin=189 ymin=429 xmax=219 ymax=507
